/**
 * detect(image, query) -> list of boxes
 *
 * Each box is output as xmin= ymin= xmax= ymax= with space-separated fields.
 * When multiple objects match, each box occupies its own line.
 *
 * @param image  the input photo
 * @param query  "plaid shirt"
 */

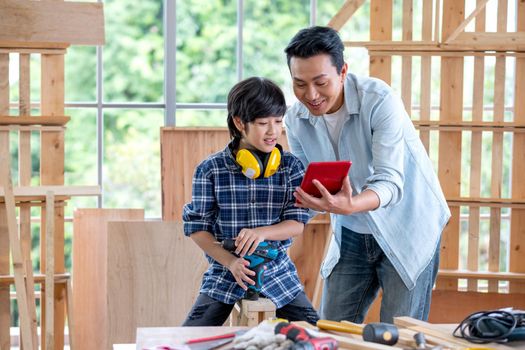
xmin=183 ymin=143 xmax=310 ymax=308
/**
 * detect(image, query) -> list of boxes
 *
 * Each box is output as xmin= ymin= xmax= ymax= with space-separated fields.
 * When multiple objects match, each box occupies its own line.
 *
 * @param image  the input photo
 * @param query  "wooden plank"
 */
xmin=0 ymin=273 xmax=70 ymax=285
xmin=106 ymin=221 xmax=208 ymax=349
xmin=0 ymin=41 xmax=69 ymax=50
xmin=0 ymin=53 xmax=10 ymax=350
xmin=0 ymin=48 xmax=67 ymax=55
xmin=467 ymin=0 xmax=486 ymax=292
xmin=41 ymin=53 xmax=65 ymax=350
xmin=488 ymin=0 xmax=508 ymax=293
xmin=443 ymin=32 xmax=525 ymax=51
xmin=45 ymin=192 xmax=55 ymax=350
xmin=369 ymin=0 xmax=392 ymax=83
xmin=438 ymin=269 xmax=525 ymax=280
xmin=0 ymin=185 xmax=101 ymax=197
xmin=443 ymin=0 xmax=490 ymax=44
xmin=467 ymin=4 xmax=485 ymax=292
xmin=66 ymin=279 xmax=75 ymax=350
xmin=18 ymin=55 xmax=38 ymax=346
xmin=327 ymin=0 xmax=366 ymax=31
xmin=0 ymin=125 xmax=64 ymax=132
xmin=72 ymin=209 xmax=144 ymax=350
xmin=0 ymin=116 xmax=70 ymax=126
xmin=368 ymin=49 xmax=525 ymax=57
xmin=0 ymin=0 xmax=105 ymax=45
xmin=413 ymin=121 xmax=525 ymax=132
xmin=401 ymin=0 xmax=413 ymax=112
xmin=510 ymin=0 xmax=525 ymax=294
xmin=0 ymin=155 xmax=35 ymax=350
xmin=437 ymin=0 xmax=465 ymax=291
xmin=429 ymin=290 xmax=525 ymax=324
xmin=447 ymin=197 xmax=525 ymax=208
xmin=419 ymin=0 xmax=433 ymax=152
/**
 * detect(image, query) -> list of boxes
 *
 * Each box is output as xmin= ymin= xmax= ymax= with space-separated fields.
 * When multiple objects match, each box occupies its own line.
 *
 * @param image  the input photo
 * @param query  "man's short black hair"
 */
xmin=284 ymin=26 xmax=345 ymax=74
xmin=227 ymin=77 xmax=286 ymax=140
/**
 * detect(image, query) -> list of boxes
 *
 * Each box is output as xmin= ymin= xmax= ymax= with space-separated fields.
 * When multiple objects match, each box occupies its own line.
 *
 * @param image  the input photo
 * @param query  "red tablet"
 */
xmin=300 ymin=161 xmax=352 ymax=198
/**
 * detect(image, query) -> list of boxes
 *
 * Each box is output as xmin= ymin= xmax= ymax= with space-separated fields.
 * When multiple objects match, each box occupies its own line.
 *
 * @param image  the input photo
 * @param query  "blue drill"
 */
xmin=222 ymin=238 xmax=279 ymax=300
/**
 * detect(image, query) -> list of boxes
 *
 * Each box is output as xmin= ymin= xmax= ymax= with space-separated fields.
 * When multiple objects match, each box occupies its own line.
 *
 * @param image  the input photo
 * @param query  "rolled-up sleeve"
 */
xmin=364 ymin=93 xmax=405 ymax=208
xmin=182 ymin=165 xmax=217 ymax=236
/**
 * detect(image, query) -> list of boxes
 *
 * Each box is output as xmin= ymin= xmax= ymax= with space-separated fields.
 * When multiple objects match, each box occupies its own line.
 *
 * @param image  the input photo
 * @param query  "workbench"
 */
xmin=113 ymin=325 xmax=525 ymax=350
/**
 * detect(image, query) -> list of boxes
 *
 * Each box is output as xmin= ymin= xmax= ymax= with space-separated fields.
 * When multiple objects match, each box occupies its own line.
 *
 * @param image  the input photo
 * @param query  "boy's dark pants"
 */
xmin=182 ymin=291 xmax=319 ymax=326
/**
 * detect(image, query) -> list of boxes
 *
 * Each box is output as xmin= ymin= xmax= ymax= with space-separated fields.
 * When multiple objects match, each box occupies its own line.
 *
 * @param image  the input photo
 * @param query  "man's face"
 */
xmin=289 ymin=54 xmax=347 ymax=116
xmin=234 ymin=116 xmax=283 ymax=153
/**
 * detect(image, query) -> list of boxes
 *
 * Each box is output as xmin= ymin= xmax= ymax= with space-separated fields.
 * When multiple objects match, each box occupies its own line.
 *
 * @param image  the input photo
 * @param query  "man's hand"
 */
xmin=294 ymin=176 xmax=355 ymax=215
xmin=235 ymin=228 xmax=264 ymax=257
xmin=227 ymin=256 xmax=256 ymax=290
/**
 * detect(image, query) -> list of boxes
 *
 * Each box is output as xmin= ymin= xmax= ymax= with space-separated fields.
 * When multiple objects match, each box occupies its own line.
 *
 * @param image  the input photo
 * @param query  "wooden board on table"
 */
xmin=106 ymin=221 xmax=209 ymax=349
xmin=72 ymin=209 xmax=144 ymax=350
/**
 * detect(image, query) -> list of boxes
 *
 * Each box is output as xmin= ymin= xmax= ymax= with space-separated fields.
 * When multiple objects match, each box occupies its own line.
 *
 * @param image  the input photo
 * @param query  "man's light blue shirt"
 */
xmin=284 ymin=73 xmax=451 ymax=290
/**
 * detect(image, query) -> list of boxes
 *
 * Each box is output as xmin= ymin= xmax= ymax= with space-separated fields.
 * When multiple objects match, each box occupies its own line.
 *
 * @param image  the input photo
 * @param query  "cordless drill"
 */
xmin=222 ymin=238 xmax=278 ymax=300
xmin=275 ymin=322 xmax=338 ymax=350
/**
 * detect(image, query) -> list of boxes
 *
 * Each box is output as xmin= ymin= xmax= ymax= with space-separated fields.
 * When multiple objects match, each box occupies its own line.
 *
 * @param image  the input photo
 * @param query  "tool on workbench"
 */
xmin=275 ymin=321 xmax=338 ymax=350
xmin=363 ymin=322 xmax=400 ymax=346
xmin=222 ymin=238 xmax=279 ymax=300
xmin=316 ymin=319 xmax=399 ymax=346
xmin=453 ymin=309 xmax=525 ymax=344
xmin=185 ymin=330 xmax=247 ymax=350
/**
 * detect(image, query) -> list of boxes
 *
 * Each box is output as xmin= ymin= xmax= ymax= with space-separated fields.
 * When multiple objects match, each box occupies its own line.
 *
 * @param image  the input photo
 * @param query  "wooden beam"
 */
xmin=438 ymin=269 xmax=525 ymax=281
xmin=45 ymin=192 xmax=55 ymax=350
xmin=369 ymin=0 xmax=392 ymax=83
xmin=0 ymin=48 xmax=66 ymax=55
xmin=0 ymin=53 xmax=9 ymax=350
xmin=0 ymin=116 xmax=70 ymax=126
xmin=327 ymin=0 xmax=366 ymax=31
xmin=447 ymin=197 xmax=525 ymax=208
xmin=412 ymin=120 xmax=525 ymax=132
xmin=510 ymin=0 xmax=525 ymax=294
xmin=0 ymin=185 xmax=101 ymax=197
xmin=0 ymin=273 xmax=70 ymax=285
xmin=443 ymin=32 xmax=525 ymax=51
xmin=443 ymin=0 xmax=490 ymax=44
xmin=0 ymin=0 xmax=105 ymax=46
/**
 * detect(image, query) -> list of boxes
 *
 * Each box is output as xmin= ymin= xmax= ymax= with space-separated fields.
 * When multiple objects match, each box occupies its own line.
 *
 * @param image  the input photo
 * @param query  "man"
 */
xmin=284 ymin=26 xmax=450 ymax=323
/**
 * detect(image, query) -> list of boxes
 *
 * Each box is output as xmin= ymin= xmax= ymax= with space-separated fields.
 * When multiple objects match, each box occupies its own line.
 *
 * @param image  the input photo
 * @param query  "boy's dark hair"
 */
xmin=227 ymin=77 xmax=286 ymax=141
xmin=284 ymin=26 xmax=345 ymax=74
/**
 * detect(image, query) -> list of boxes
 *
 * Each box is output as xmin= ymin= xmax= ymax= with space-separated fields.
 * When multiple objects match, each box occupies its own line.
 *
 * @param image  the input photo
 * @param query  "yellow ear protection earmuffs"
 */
xmin=236 ymin=144 xmax=282 ymax=179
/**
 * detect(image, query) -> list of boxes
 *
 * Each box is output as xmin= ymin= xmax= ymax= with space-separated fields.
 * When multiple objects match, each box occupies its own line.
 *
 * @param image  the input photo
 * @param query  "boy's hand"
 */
xmin=227 ymin=256 xmax=256 ymax=290
xmin=235 ymin=228 xmax=264 ymax=257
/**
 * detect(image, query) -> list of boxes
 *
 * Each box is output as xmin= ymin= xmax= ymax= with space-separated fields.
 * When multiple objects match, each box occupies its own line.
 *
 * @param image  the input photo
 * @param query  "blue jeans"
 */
xmin=321 ymin=226 xmax=440 ymax=324
xmin=182 ymin=291 xmax=319 ymax=326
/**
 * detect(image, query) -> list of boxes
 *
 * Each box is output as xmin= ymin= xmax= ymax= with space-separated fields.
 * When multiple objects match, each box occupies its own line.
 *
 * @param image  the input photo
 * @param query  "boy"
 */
xmin=182 ymin=77 xmax=319 ymax=326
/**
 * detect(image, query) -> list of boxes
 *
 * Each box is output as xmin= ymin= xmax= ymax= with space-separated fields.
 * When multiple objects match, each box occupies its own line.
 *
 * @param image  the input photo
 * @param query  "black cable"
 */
xmin=453 ymin=310 xmax=525 ymax=344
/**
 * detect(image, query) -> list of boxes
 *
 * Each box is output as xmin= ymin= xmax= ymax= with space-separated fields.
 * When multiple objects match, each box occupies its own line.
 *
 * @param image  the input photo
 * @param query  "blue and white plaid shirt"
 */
xmin=183 ymin=143 xmax=310 ymax=308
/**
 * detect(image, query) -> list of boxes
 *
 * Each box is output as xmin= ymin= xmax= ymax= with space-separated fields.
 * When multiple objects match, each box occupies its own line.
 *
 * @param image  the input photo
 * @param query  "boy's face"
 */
xmin=289 ymin=53 xmax=347 ymax=116
xmin=234 ymin=116 xmax=283 ymax=153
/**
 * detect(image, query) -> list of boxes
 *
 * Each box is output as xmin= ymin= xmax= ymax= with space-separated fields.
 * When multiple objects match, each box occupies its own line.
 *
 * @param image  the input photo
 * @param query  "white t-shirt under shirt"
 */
xmin=323 ymin=104 xmax=371 ymax=234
